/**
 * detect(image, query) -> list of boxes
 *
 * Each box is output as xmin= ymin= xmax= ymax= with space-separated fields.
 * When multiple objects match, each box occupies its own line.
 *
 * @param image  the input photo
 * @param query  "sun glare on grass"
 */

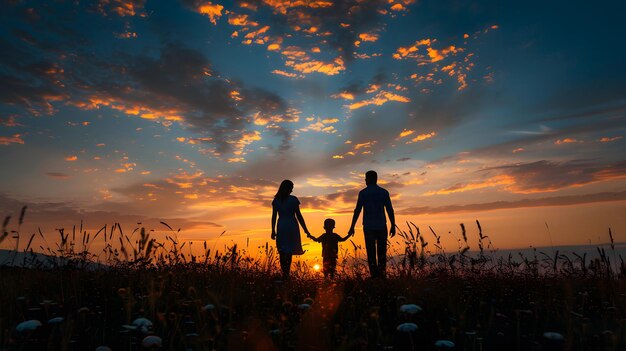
xmin=313 ymin=264 xmax=321 ymax=272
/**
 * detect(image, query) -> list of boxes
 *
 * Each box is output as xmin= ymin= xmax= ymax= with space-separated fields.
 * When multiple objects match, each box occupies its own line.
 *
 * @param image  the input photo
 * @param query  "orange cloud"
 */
xmin=398 ymin=129 xmax=415 ymax=138
xmin=228 ymin=13 xmax=258 ymax=26
xmin=348 ymin=91 xmax=410 ymax=110
xmin=96 ymin=0 xmax=146 ymax=17
xmin=298 ymin=118 xmax=338 ymax=133
xmin=267 ymin=43 xmax=281 ymax=51
xmin=285 ymin=57 xmax=345 ymax=76
xmin=359 ymin=33 xmax=379 ymax=42
xmin=427 ymin=45 xmax=461 ymax=62
xmin=263 ymin=0 xmax=332 ymax=15
xmin=115 ymin=31 xmax=138 ymax=39
xmin=228 ymin=130 xmax=261 ymax=157
xmin=407 ymin=131 xmax=436 ymax=143
xmin=599 ymin=136 xmax=623 ymax=142
xmin=392 ymin=39 xmax=431 ymax=59
xmin=71 ymin=95 xmax=183 ymax=122
xmin=0 ymin=134 xmax=25 ymax=145
xmin=331 ymin=92 xmax=355 ymax=100
xmin=512 ymin=147 xmax=525 ymax=153
xmin=555 ymin=138 xmax=580 ymax=145
xmin=65 ymin=155 xmax=78 ymax=161
xmin=196 ymin=2 xmax=224 ymax=24
xmin=272 ymin=69 xmax=299 ymax=78
xmin=425 ymin=175 xmax=515 ymax=195
xmin=244 ymin=25 xmax=270 ymax=39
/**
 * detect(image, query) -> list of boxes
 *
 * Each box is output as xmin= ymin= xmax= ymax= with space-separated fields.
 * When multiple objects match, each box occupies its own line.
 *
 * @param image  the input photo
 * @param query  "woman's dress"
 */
xmin=272 ymin=195 xmax=304 ymax=255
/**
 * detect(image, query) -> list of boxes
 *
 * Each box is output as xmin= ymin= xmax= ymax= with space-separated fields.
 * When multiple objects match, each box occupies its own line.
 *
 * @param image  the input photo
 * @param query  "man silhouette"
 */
xmin=348 ymin=170 xmax=395 ymax=278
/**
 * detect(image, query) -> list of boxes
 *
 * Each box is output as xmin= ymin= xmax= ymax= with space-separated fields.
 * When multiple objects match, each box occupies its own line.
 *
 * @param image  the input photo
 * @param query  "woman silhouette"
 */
xmin=271 ymin=180 xmax=310 ymax=279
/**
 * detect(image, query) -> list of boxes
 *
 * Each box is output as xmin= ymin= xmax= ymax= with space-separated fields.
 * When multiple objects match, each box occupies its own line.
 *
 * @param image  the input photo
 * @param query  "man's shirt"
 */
xmin=355 ymin=184 xmax=393 ymax=231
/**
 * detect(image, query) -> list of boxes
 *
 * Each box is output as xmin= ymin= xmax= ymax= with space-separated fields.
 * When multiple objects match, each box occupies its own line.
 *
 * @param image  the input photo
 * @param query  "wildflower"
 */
xmin=543 ymin=332 xmax=564 ymax=341
xmin=142 ymin=335 xmax=163 ymax=348
xmin=396 ymin=322 xmax=418 ymax=332
xmin=16 ymin=320 xmax=42 ymax=332
xmin=434 ymin=339 xmax=455 ymax=349
xmin=48 ymin=317 xmax=64 ymax=324
xmin=399 ymin=304 xmax=422 ymax=314
xmin=132 ymin=317 xmax=153 ymax=334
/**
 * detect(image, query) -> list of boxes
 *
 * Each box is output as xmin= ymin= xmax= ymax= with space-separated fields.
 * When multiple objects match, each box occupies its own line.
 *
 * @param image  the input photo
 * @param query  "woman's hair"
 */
xmin=274 ymin=180 xmax=294 ymax=200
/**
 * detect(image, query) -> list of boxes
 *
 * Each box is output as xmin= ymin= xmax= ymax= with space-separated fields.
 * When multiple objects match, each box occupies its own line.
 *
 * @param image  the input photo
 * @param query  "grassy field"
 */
xmin=1 ymin=209 xmax=625 ymax=350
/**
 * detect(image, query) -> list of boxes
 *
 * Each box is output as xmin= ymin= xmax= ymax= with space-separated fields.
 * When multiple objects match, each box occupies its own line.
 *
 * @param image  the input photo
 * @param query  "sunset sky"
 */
xmin=1 ymin=0 xmax=625 ymax=258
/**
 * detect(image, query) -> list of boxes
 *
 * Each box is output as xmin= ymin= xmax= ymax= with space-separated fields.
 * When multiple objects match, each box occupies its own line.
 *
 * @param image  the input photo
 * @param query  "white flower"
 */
xmin=48 ymin=317 xmax=64 ymax=324
xmin=132 ymin=318 xmax=153 ymax=334
xmin=434 ymin=339 xmax=455 ymax=348
xmin=543 ymin=332 xmax=564 ymax=341
xmin=399 ymin=304 xmax=422 ymax=314
xmin=396 ymin=322 xmax=418 ymax=333
xmin=142 ymin=335 xmax=163 ymax=348
xmin=16 ymin=320 xmax=42 ymax=332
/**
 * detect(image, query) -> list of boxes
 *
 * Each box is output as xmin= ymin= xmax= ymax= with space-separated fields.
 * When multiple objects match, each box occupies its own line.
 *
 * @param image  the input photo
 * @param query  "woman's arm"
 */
xmin=271 ymin=205 xmax=277 ymax=240
xmin=308 ymin=233 xmax=320 ymax=242
xmin=295 ymin=206 xmax=310 ymax=236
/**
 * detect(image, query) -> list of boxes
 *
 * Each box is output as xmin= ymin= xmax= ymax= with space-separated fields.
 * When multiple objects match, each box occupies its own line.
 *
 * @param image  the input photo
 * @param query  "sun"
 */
xmin=313 ymin=264 xmax=321 ymax=272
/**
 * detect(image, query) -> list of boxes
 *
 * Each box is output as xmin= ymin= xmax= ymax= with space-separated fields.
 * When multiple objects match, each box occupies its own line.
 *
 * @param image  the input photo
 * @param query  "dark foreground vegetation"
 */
xmin=1 ymin=209 xmax=625 ymax=350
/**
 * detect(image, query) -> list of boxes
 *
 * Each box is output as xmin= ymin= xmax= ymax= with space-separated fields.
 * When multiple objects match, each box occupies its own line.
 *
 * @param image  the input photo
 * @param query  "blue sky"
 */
xmin=1 ymin=0 xmax=625 ymax=252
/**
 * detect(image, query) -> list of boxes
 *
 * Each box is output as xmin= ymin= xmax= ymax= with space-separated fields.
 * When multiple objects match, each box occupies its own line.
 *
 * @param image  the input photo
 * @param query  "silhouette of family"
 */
xmin=271 ymin=170 xmax=395 ymax=279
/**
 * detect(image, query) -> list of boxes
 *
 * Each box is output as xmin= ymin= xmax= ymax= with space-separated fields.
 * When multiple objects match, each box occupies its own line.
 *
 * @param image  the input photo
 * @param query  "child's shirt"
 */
xmin=314 ymin=233 xmax=346 ymax=259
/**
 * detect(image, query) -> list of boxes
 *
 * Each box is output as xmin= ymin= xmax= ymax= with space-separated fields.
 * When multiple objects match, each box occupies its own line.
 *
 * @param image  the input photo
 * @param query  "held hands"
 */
xmin=347 ymin=227 xmax=355 ymax=237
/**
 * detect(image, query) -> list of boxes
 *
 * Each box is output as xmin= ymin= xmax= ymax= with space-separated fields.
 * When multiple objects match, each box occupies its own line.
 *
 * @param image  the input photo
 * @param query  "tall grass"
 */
xmin=1 ymin=210 xmax=624 ymax=350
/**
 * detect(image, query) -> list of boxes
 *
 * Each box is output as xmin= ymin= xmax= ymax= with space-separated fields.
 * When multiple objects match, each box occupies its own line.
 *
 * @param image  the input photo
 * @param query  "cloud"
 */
xmin=425 ymin=175 xmax=515 ymax=195
xmin=402 ymin=191 xmax=626 ymax=215
xmin=216 ymin=0 xmax=416 ymax=70
xmin=182 ymin=0 xmax=224 ymax=24
xmin=0 ymin=134 xmax=25 ymax=146
xmin=393 ymin=25 xmax=498 ymax=90
xmin=0 ymin=193 xmax=222 ymax=241
xmin=554 ymin=138 xmax=581 ymax=144
xmin=228 ymin=13 xmax=259 ymax=26
xmin=348 ymin=91 xmax=410 ymax=110
xmin=408 ymin=131 xmax=436 ymax=143
xmin=486 ymin=160 xmax=626 ymax=194
xmin=599 ymin=136 xmax=622 ymax=143
xmin=45 ymin=172 xmax=71 ymax=179
xmin=94 ymin=0 xmax=147 ymax=17
xmin=65 ymin=43 xmax=293 ymax=157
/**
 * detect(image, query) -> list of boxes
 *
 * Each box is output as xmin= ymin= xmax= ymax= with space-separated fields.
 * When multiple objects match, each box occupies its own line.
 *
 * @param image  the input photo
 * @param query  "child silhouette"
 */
xmin=308 ymin=218 xmax=351 ymax=279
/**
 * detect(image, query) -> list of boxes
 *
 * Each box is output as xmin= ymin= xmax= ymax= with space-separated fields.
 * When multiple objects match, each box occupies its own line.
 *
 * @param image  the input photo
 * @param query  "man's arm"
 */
xmin=348 ymin=192 xmax=363 ymax=236
xmin=385 ymin=192 xmax=396 ymax=237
